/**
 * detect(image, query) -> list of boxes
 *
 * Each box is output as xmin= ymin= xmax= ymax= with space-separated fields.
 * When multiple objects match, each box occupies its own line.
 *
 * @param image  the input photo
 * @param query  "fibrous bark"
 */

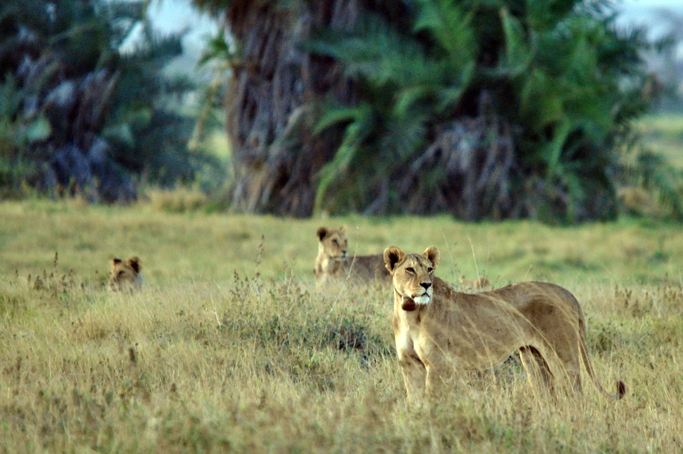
xmin=398 ymin=115 xmax=517 ymax=221
xmin=225 ymin=0 xmax=366 ymax=217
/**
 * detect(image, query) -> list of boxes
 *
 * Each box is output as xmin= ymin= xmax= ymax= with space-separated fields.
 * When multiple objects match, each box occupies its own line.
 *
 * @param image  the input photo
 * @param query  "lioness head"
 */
xmin=384 ymin=246 xmax=440 ymax=311
xmin=317 ymin=226 xmax=348 ymax=260
xmin=109 ymin=256 xmax=143 ymax=292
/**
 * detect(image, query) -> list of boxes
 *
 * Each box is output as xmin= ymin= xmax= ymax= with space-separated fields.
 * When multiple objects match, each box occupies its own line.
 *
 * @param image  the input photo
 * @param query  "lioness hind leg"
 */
xmin=519 ymin=346 xmax=555 ymax=397
xmin=552 ymin=343 xmax=583 ymax=396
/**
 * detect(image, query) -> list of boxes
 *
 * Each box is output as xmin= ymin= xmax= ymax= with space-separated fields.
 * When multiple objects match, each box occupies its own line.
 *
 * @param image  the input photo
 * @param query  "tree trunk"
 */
xmin=225 ymin=0 xmax=364 ymax=217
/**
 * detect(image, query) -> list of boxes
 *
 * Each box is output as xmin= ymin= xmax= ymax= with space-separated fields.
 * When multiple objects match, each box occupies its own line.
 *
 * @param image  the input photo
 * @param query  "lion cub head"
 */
xmin=460 ymin=275 xmax=490 ymax=290
xmin=384 ymin=246 xmax=440 ymax=311
xmin=316 ymin=226 xmax=348 ymax=261
xmin=109 ymin=256 xmax=143 ymax=292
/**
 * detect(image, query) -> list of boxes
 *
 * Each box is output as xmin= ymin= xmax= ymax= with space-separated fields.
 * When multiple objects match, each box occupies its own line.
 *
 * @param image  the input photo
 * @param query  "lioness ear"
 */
xmin=339 ymin=226 xmax=346 ymax=235
xmin=111 ymin=258 xmax=122 ymax=267
xmin=316 ymin=227 xmax=328 ymax=241
xmin=126 ymin=256 xmax=142 ymax=274
xmin=423 ymin=247 xmax=440 ymax=268
xmin=383 ymin=246 xmax=405 ymax=274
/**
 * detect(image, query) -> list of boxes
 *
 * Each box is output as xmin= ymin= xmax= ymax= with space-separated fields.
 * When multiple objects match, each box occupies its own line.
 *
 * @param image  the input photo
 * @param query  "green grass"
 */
xmin=1 ymin=199 xmax=681 ymax=285
xmin=634 ymin=113 xmax=683 ymax=169
xmin=1 ymin=199 xmax=683 ymax=452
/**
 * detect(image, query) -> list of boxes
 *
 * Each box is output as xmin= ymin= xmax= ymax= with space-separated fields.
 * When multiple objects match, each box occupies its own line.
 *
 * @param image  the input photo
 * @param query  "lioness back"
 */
xmin=314 ymin=226 xmax=390 ymax=287
xmin=337 ymin=254 xmax=390 ymax=282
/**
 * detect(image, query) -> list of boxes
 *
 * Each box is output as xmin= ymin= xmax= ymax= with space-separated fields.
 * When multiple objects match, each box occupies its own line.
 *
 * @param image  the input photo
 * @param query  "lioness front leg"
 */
xmin=425 ymin=363 xmax=452 ymax=402
xmin=398 ymin=353 xmax=427 ymax=405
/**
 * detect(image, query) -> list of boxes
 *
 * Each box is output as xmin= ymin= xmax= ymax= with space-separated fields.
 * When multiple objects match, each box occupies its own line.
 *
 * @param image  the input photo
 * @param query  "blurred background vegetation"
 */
xmin=0 ymin=0 xmax=225 ymax=202
xmin=2 ymin=0 xmax=683 ymax=223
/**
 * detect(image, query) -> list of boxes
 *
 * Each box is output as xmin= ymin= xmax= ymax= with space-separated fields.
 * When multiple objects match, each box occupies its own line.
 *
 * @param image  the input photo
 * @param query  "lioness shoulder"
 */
xmin=314 ymin=226 xmax=390 ymax=287
xmin=384 ymin=245 xmax=625 ymax=405
xmin=109 ymin=256 xmax=144 ymax=292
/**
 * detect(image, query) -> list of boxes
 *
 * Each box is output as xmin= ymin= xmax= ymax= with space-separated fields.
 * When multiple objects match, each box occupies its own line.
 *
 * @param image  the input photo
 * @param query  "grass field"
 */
xmin=1 ymin=199 xmax=682 ymax=452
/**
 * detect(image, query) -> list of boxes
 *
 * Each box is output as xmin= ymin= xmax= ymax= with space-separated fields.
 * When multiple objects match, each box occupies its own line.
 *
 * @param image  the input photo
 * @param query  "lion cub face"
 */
xmin=317 ymin=226 xmax=348 ymax=260
xmin=460 ymin=275 xmax=490 ymax=290
xmin=384 ymin=246 xmax=440 ymax=311
xmin=109 ymin=256 xmax=143 ymax=292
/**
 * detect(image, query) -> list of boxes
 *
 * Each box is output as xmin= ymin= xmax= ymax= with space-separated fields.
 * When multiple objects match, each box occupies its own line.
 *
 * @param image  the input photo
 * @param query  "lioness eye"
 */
xmin=117 ymin=271 xmax=125 ymax=276
xmin=405 ymin=267 xmax=415 ymax=274
xmin=333 ymin=239 xmax=338 ymax=245
xmin=427 ymin=267 xmax=433 ymax=273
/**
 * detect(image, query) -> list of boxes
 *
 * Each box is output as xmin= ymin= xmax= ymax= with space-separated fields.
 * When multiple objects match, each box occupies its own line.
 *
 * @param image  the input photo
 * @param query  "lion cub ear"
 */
xmin=317 ymin=227 xmax=329 ymax=241
xmin=423 ymin=247 xmax=440 ymax=268
xmin=126 ymin=256 xmax=142 ymax=274
xmin=383 ymin=246 xmax=405 ymax=274
xmin=111 ymin=257 xmax=122 ymax=267
xmin=339 ymin=226 xmax=346 ymax=235
xmin=316 ymin=227 xmax=329 ymax=241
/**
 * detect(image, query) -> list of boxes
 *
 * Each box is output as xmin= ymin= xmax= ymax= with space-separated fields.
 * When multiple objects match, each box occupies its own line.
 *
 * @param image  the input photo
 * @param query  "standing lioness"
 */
xmin=384 ymin=246 xmax=625 ymax=405
xmin=314 ymin=226 xmax=390 ymax=287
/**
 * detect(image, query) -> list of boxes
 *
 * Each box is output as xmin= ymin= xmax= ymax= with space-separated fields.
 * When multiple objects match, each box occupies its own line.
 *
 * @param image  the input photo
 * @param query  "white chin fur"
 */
xmin=413 ymin=295 xmax=431 ymax=305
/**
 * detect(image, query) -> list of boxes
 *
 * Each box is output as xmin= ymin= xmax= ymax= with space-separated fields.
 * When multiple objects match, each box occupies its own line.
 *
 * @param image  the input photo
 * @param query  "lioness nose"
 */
xmin=421 ymin=282 xmax=431 ymax=290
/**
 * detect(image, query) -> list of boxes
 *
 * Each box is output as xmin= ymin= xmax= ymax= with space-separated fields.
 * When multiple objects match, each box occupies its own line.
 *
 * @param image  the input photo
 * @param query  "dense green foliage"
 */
xmin=0 ymin=0 xmax=222 ymax=201
xmin=308 ymin=0 xmax=656 ymax=221
xmin=189 ymin=0 xmax=679 ymax=221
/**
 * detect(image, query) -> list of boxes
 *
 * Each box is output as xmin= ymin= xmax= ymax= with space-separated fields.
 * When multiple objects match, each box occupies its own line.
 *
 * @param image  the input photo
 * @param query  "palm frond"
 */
xmin=313 ymin=103 xmax=374 ymax=212
xmin=413 ymin=0 xmax=476 ymax=68
xmin=498 ymin=8 xmax=533 ymax=76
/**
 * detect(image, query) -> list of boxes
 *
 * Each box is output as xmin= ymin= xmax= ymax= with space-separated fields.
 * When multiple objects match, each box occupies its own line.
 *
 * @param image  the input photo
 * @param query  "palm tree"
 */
xmin=0 ymin=0 xmax=219 ymax=201
xmin=195 ymin=0 xmax=660 ymax=221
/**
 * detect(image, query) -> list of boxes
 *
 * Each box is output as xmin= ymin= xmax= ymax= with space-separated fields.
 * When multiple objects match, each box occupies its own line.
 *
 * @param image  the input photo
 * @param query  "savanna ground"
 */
xmin=1 ymin=197 xmax=682 ymax=453
xmin=0 ymin=104 xmax=681 ymax=454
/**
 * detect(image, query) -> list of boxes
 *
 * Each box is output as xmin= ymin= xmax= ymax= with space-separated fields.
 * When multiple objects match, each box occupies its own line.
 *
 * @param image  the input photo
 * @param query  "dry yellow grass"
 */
xmin=144 ymin=187 xmax=209 ymax=213
xmin=1 ymin=200 xmax=682 ymax=452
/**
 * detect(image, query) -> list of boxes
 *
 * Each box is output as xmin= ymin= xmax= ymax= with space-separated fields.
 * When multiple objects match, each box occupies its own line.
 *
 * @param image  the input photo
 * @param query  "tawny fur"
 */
xmin=314 ymin=226 xmax=390 ymax=287
xmin=384 ymin=246 xmax=625 ymax=405
xmin=109 ymin=256 xmax=144 ymax=292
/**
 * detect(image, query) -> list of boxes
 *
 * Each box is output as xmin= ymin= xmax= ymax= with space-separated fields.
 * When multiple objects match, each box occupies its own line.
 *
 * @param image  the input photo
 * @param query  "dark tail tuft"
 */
xmin=616 ymin=380 xmax=626 ymax=399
